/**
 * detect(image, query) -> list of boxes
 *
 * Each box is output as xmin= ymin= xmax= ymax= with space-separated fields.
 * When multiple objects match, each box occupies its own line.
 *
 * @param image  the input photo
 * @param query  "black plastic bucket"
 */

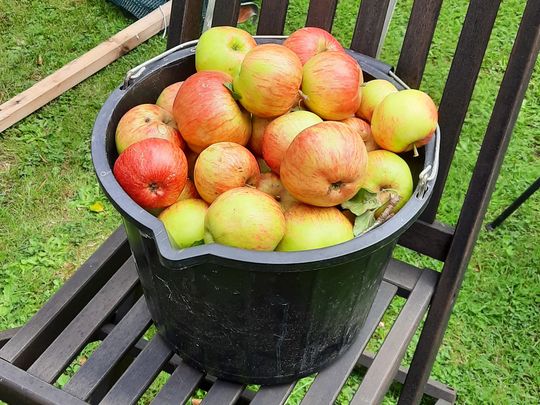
xmin=91 ymin=38 xmax=439 ymax=385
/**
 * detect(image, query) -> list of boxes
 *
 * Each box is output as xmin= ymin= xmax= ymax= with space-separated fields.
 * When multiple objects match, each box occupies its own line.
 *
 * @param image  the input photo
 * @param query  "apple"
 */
xmin=280 ymin=121 xmax=368 ymax=207
xmin=257 ymin=172 xmax=283 ymax=199
xmin=276 ymin=204 xmax=353 ymax=251
xmin=159 ymin=199 xmax=209 ymax=248
xmin=204 ymin=187 xmax=286 ymax=251
xmin=156 ymin=81 xmax=183 ymax=114
xmin=233 ymin=44 xmax=303 ymax=118
xmin=356 ymin=79 xmax=397 ymax=122
xmin=262 ymin=110 xmax=322 ymax=174
xmin=371 ymin=89 xmax=438 ymax=154
xmin=302 ymin=51 xmax=363 ymax=120
xmin=195 ymin=26 xmax=257 ymax=77
xmin=341 ymin=117 xmax=379 ymax=152
xmin=361 ymin=150 xmax=413 ymax=215
xmin=283 ymin=27 xmax=345 ymax=65
xmin=279 ymin=188 xmax=300 ymax=211
xmin=177 ymin=178 xmax=200 ymax=201
xmin=113 ymin=138 xmax=188 ymax=210
xmin=115 ymin=104 xmax=185 ymax=154
xmin=194 ymin=142 xmax=260 ymax=203
xmin=249 ymin=116 xmax=273 ymax=156
xmin=173 ymin=71 xmax=251 ymax=153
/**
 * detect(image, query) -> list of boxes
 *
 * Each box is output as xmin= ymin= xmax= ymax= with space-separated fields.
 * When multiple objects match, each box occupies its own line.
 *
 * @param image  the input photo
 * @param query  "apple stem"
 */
xmin=298 ymin=89 xmax=308 ymax=102
xmin=375 ymin=194 xmax=400 ymax=226
xmin=413 ymin=143 xmax=419 ymax=157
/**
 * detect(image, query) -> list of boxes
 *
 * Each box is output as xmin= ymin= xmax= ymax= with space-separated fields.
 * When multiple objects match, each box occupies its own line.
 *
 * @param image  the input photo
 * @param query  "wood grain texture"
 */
xmin=306 ymin=0 xmax=338 ymax=31
xmin=257 ymin=0 xmax=289 ymax=35
xmin=350 ymin=0 xmax=394 ymax=57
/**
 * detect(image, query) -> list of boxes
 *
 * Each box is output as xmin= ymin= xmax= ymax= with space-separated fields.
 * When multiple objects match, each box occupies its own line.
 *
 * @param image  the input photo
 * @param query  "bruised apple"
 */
xmin=257 ymin=172 xmax=283 ymax=199
xmin=113 ymin=138 xmax=187 ymax=210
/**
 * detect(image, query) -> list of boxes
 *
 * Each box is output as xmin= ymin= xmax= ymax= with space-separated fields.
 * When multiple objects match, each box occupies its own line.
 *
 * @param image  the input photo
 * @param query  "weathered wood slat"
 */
xmin=166 ymin=0 xmax=188 ymax=49
xmin=305 ymin=0 xmax=338 ymax=31
xmin=300 ymin=282 xmax=397 ymax=405
xmin=99 ymin=335 xmax=174 ymax=405
xmin=257 ymin=0 xmax=289 ymax=35
xmin=26 ymin=258 xmax=139 ymax=384
xmin=201 ymin=380 xmax=245 ymax=405
xmin=420 ymin=0 xmax=502 ymax=222
xmin=63 ymin=297 xmax=152 ymax=401
xmin=383 ymin=259 xmax=423 ymax=295
xmin=150 ymin=361 xmax=204 ymax=405
xmin=351 ymin=270 xmax=439 ymax=404
xmin=0 ymin=359 xmax=87 ymax=405
xmin=398 ymin=220 xmax=454 ymax=262
xmin=0 ymin=226 xmax=129 ymax=369
xmin=350 ymin=0 xmax=395 ymax=57
xmin=250 ymin=382 xmax=296 ymax=405
xmin=400 ymin=1 xmax=540 ymax=402
xmin=212 ymin=0 xmax=241 ymax=27
xmin=395 ymin=0 xmax=443 ymax=88
xmin=0 ymin=328 xmax=19 ymax=350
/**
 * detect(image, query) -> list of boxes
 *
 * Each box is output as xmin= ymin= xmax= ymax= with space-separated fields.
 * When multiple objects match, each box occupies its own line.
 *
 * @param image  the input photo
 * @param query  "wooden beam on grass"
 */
xmin=0 ymin=1 xmax=172 ymax=133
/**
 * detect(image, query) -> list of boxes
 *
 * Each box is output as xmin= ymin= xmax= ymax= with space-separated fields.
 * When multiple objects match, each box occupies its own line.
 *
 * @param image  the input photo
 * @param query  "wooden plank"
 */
xmin=167 ymin=0 xmax=188 ymax=49
xmin=63 ymin=297 xmax=152 ymax=401
xmin=300 ymin=282 xmax=397 ymax=405
xmin=99 ymin=335 xmax=174 ymax=405
xmin=383 ymin=259 xmax=423 ymax=295
xmin=201 ymin=380 xmax=245 ymax=405
xmin=0 ymin=359 xmax=87 ymax=405
xmin=0 ymin=328 xmax=19 ymax=349
xmin=0 ymin=226 xmax=129 ymax=369
xmin=398 ymin=220 xmax=454 ymax=262
xmin=0 ymin=2 xmax=172 ymax=133
xmin=150 ymin=361 xmax=204 ymax=405
xmin=305 ymin=0 xmax=338 ymax=31
xmin=250 ymin=382 xmax=296 ymax=405
xmin=420 ymin=0 xmax=502 ymax=222
xmin=212 ymin=0 xmax=241 ymax=27
xmin=395 ymin=0 xmax=443 ymax=88
xmin=399 ymin=2 xmax=540 ymax=402
xmin=351 ymin=270 xmax=438 ymax=405
xmin=257 ymin=0 xmax=289 ymax=35
xmin=27 ymin=258 xmax=139 ymax=384
xmin=350 ymin=0 xmax=395 ymax=58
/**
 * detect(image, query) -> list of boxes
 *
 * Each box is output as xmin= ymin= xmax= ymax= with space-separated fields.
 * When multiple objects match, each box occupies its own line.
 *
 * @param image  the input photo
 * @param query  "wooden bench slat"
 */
xmin=250 ymin=382 xmax=296 ymax=405
xmin=212 ymin=0 xmax=241 ymax=27
xmin=395 ymin=0 xmax=444 ymax=88
xmin=299 ymin=282 xmax=397 ymax=405
xmin=257 ymin=0 xmax=289 ymax=35
xmin=201 ymin=380 xmax=245 ymax=405
xmin=99 ymin=335 xmax=174 ymax=405
xmin=398 ymin=220 xmax=454 ymax=262
xmin=350 ymin=0 xmax=394 ymax=57
xmin=63 ymin=297 xmax=152 ymax=401
xmin=150 ymin=361 xmax=204 ymax=405
xmin=351 ymin=270 xmax=439 ymax=405
xmin=26 ymin=258 xmax=139 ymax=384
xmin=420 ymin=0 xmax=503 ymax=222
xmin=305 ymin=0 xmax=338 ymax=31
xmin=0 ymin=226 xmax=129 ymax=369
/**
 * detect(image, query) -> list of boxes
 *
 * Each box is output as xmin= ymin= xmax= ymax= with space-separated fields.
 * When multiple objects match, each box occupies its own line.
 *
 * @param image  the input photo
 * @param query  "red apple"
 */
xmin=371 ymin=89 xmax=438 ymax=153
xmin=233 ymin=44 xmax=303 ymax=118
xmin=302 ymin=51 xmax=363 ymax=120
xmin=204 ymin=187 xmax=286 ymax=251
xmin=159 ymin=198 xmax=208 ymax=248
xmin=262 ymin=110 xmax=322 ymax=174
xmin=283 ymin=27 xmax=345 ymax=65
xmin=173 ymin=71 xmax=251 ymax=153
xmin=280 ymin=121 xmax=368 ymax=207
xmin=195 ymin=26 xmax=257 ymax=77
xmin=249 ymin=116 xmax=273 ymax=156
xmin=356 ymin=79 xmax=397 ymax=122
xmin=341 ymin=117 xmax=379 ymax=152
xmin=194 ymin=142 xmax=260 ymax=203
xmin=276 ymin=204 xmax=353 ymax=251
xmin=177 ymin=178 xmax=200 ymax=201
xmin=156 ymin=81 xmax=183 ymax=114
xmin=113 ymin=138 xmax=188 ymax=210
xmin=257 ymin=172 xmax=283 ymax=199
xmin=115 ymin=104 xmax=185 ymax=154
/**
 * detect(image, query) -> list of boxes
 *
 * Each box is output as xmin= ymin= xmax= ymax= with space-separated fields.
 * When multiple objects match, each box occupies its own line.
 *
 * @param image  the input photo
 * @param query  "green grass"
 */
xmin=0 ymin=0 xmax=539 ymax=404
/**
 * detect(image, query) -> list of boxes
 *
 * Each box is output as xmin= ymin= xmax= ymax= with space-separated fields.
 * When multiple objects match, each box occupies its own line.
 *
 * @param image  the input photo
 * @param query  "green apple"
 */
xmin=356 ymin=79 xmax=397 ymax=122
xmin=204 ymin=188 xmax=286 ymax=251
xmin=276 ymin=204 xmax=353 ymax=251
xmin=195 ymin=26 xmax=256 ymax=77
xmin=159 ymin=198 xmax=209 ymax=248
xmin=371 ymin=89 xmax=438 ymax=153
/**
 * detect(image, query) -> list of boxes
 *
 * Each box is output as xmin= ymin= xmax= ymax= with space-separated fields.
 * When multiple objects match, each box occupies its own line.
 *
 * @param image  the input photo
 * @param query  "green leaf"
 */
xmin=88 ymin=201 xmax=104 ymax=213
xmin=341 ymin=188 xmax=382 ymax=216
xmin=190 ymin=239 xmax=204 ymax=247
xmin=353 ymin=210 xmax=376 ymax=237
xmin=223 ymin=82 xmax=242 ymax=100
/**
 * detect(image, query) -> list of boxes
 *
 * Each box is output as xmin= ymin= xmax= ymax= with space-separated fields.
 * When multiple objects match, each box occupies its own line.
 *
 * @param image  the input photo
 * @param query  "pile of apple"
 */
xmin=112 ymin=26 xmax=438 ymax=252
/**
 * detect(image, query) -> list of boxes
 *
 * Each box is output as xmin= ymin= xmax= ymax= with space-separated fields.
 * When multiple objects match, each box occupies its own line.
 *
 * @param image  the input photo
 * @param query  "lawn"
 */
xmin=0 ymin=0 xmax=539 ymax=404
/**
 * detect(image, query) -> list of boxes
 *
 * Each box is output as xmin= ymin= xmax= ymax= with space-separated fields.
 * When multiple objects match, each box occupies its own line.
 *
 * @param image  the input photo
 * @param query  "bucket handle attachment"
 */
xmin=122 ymin=39 xmax=439 ymax=200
